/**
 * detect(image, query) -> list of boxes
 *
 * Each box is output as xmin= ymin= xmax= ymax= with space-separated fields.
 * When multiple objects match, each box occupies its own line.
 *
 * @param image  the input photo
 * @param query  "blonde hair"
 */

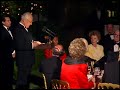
xmin=68 ymin=38 xmax=88 ymax=59
xmin=80 ymin=38 xmax=88 ymax=51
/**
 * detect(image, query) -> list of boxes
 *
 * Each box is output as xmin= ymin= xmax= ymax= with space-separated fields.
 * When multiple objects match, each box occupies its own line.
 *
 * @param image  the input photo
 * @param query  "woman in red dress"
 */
xmin=60 ymin=38 xmax=96 ymax=89
xmin=44 ymin=36 xmax=67 ymax=61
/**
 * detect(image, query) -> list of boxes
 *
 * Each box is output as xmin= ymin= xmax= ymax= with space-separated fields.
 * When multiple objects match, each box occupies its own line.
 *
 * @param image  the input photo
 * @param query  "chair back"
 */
xmin=30 ymin=72 xmax=47 ymax=89
xmin=51 ymin=79 xmax=70 ymax=89
xmin=98 ymin=83 xmax=120 ymax=89
xmin=42 ymin=73 xmax=47 ymax=89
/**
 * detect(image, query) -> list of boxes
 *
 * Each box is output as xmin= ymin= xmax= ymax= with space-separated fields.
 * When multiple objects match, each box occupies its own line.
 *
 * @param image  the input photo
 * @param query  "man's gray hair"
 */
xmin=21 ymin=12 xmax=33 ymax=20
xmin=114 ymin=29 xmax=120 ymax=33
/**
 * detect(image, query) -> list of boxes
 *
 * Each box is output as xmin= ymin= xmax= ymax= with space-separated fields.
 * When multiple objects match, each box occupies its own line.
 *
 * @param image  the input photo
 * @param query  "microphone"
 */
xmin=42 ymin=26 xmax=56 ymax=37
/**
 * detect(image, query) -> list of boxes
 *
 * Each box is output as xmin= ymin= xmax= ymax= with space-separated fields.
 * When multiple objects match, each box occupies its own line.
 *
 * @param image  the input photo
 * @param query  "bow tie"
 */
xmin=7 ymin=28 xmax=10 ymax=31
xmin=114 ymin=43 xmax=119 ymax=45
xmin=116 ymin=43 xmax=119 ymax=44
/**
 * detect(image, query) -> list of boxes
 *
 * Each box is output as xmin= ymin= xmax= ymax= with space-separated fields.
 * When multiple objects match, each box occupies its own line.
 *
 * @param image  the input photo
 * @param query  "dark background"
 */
xmin=1 ymin=0 xmax=120 ymax=51
xmin=47 ymin=0 xmax=119 ymax=50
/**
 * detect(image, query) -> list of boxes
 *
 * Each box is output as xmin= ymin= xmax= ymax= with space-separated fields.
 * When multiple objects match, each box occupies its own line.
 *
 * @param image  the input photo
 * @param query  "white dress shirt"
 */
xmin=3 ymin=25 xmax=13 ymax=39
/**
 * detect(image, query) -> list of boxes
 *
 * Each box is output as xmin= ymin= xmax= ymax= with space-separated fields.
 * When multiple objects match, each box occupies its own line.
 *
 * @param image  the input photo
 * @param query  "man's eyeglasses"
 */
xmin=26 ymin=18 xmax=33 ymax=24
xmin=114 ymin=34 xmax=119 ymax=37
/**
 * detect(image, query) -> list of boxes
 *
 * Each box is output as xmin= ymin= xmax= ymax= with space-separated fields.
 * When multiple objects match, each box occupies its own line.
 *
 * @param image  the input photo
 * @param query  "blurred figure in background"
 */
xmin=100 ymin=23 xmax=115 ymax=55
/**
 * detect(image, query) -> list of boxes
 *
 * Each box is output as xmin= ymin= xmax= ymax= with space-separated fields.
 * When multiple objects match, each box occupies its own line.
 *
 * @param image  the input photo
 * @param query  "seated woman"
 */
xmin=85 ymin=30 xmax=105 ymax=69
xmin=44 ymin=36 xmax=67 ymax=61
xmin=60 ymin=38 xmax=95 ymax=89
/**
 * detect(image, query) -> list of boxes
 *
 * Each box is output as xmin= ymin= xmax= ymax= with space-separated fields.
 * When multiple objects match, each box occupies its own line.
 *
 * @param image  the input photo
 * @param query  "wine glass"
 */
xmin=88 ymin=66 xmax=91 ymax=75
xmin=94 ymin=67 xmax=100 ymax=76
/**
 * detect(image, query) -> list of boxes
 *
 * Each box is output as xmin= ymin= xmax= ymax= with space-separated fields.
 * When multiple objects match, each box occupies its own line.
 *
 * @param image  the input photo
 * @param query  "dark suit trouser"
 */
xmin=0 ymin=59 xmax=14 ymax=89
xmin=104 ymin=61 xmax=120 ymax=84
xmin=16 ymin=65 xmax=32 ymax=89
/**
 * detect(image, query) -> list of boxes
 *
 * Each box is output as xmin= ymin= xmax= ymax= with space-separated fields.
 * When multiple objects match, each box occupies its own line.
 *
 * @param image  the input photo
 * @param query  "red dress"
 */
xmin=44 ymin=49 xmax=52 ymax=59
xmin=44 ymin=49 xmax=67 ymax=61
xmin=60 ymin=57 xmax=94 ymax=89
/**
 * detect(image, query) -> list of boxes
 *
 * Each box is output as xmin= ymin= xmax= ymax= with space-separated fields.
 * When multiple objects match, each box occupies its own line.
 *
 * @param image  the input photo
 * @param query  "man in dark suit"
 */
xmin=106 ymin=29 xmax=120 ymax=62
xmin=0 ymin=15 xmax=15 ymax=89
xmin=39 ymin=44 xmax=64 ymax=89
xmin=13 ymin=12 xmax=42 ymax=89
xmin=103 ymin=29 xmax=120 ymax=84
xmin=100 ymin=24 xmax=114 ymax=55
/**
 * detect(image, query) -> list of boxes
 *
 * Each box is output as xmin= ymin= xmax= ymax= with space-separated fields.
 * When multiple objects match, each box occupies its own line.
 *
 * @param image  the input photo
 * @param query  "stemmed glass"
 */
xmin=94 ymin=67 xmax=100 ymax=76
xmin=94 ymin=67 xmax=101 ymax=83
xmin=88 ymin=66 xmax=92 ymax=75
xmin=91 ymin=61 xmax=95 ymax=73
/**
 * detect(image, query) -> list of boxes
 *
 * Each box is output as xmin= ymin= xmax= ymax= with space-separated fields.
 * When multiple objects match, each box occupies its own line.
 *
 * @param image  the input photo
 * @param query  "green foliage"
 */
xmin=32 ymin=50 xmax=45 ymax=71
xmin=1 ymin=1 xmax=47 ymax=19
xmin=1 ymin=1 xmax=17 ymax=17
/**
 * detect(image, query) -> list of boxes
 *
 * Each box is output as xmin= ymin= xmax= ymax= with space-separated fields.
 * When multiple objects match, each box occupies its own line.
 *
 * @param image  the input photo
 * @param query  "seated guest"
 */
xmin=103 ymin=29 xmax=120 ymax=84
xmin=44 ymin=36 xmax=67 ymax=61
xmin=106 ymin=29 xmax=120 ymax=62
xmin=85 ymin=30 xmax=105 ymax=69
xmin=60 ymin=38 xmax=95 ymax=89
xmin=44 ymin=36 xmax=58 ymax=59
xmin=39 ymin=44 xmax=64 ymax=89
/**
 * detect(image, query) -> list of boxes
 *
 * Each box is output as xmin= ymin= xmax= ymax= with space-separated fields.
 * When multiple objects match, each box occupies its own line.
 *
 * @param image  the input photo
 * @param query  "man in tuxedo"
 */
xmin=13 ymin=12 xmax=42 ymax=89
xmin=106 ymin=29 xmax=120 ymax=62
xmin=103 ymin=29 xmax=120 ymax=84
xmin=0 ymin=15 xmax=15 ymax=89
